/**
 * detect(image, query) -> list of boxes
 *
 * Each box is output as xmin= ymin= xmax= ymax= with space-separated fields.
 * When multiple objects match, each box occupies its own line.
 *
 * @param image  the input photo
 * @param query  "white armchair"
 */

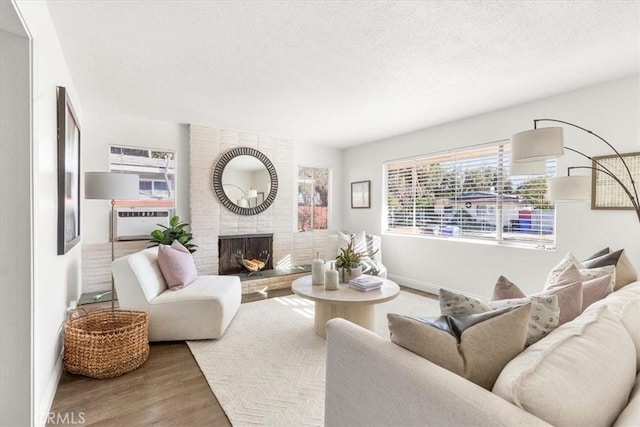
xmin=112 ymin=247 xmax=241 ymax=341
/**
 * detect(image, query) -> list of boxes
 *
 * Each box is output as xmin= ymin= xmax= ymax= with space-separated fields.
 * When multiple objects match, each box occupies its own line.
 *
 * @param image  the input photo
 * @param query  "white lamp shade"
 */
xmin=237 ymin=197 xmax=249 ymax=207
xmin=246 ymin=189 xmax=258 ymax=198
xmin=85 ymin=172 xmax=140 ymax=200
xmin=509 ymin=159 xmax=547 ymax=176
xmin=547 ymin=176 xmax=591 ymax=202
xmin=511 ymin=127 xmax=564 ymax=162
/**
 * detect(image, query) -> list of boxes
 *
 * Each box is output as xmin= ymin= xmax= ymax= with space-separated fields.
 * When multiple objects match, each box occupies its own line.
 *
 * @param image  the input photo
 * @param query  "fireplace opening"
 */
xmin=218 ymin=233 xmax=273 ymax=275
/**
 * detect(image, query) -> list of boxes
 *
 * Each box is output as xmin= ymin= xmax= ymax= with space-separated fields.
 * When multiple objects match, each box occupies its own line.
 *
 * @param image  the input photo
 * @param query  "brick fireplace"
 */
xmin=218 ymin=233 xmax=274 ymax=275
xmin=189 ymin=125 xmax=295 ymax=275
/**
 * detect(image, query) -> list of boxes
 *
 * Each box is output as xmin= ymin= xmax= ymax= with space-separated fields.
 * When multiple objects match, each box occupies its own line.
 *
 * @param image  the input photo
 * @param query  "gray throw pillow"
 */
xmin=388 ymin=304 xmax=531 ymax=390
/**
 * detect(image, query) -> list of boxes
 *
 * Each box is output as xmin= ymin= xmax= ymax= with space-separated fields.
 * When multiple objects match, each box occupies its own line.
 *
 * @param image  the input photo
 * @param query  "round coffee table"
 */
xmin=291 ymin=275 xmax=400 ymax=338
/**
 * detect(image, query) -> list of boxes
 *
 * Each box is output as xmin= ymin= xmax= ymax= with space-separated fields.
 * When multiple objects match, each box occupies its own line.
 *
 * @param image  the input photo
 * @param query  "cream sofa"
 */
xmin=112 ymin=247 xmax=242 ymax=341
xmin=325 ymin=280 xmax=640 ymax=427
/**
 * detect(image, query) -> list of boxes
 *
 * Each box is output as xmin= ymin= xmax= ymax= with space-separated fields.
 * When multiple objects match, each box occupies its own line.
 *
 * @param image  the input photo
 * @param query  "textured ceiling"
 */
xmin=46 ymin=1 xmax=640 ymax=148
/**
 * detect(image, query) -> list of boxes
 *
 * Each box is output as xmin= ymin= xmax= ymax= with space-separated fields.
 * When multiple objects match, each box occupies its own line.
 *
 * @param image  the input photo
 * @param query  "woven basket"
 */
xmin=64 ymin=310 xmax=149 ymax=379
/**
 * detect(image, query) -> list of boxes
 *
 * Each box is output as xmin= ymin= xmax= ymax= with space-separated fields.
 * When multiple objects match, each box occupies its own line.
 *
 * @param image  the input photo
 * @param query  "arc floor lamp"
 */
xmin=222 ymin=183 xmax=258 ymax=207
xmin=85 ymin=172 xmax=139 ymax=310
xmin=511 ymin=119 xmax=640 ymax=224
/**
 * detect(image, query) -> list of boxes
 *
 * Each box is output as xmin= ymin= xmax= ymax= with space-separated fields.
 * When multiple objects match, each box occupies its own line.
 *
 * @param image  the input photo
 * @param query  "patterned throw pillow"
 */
xmin=338 ymin=231 xmax=378 ymax=260
xmin=352 ymin=230 xmax=367 ymax=254
xmin=580 ymin=275 xmax=614 ymax=311
xmin=493 ymin=276 xmax=582 ymax=325
xmin=362 ymin=234 xmax=380 ymax=260
xmin=580 ymin=264 xmax=616 ymax=282
xmin=337 ymin=231 xmax=354 ymax=252
xmin=359 ymin=259 xmax=382 ymax=276
xmin=337 ymin=231 xmax=381 ymax=275
xmin=546 ymin=252 xmax=580 ymax=284
xmin=440 ymin=289 xmax=559 ymax=347
xmin=388 ymin=304 xmax=531 ymax=390
xmin=545 ymin=252 xmax=617 ymax=289
xmin=581 ymin=249 xmax=638 ymax=290
xmin=545 ymin=264 xmax=614 ymax=311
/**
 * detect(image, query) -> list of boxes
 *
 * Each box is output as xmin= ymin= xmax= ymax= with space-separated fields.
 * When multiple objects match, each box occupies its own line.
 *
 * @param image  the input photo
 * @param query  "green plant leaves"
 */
xmin=147 ymin=216 xmax=198 ymax=253
xmin=335 ymin=238 xmax=366 ymax=272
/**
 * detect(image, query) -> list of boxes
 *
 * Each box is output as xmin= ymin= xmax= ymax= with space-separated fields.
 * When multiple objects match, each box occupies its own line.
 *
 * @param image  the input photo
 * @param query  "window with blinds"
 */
xmin=384 ymin=141 xmax=556 ymax=248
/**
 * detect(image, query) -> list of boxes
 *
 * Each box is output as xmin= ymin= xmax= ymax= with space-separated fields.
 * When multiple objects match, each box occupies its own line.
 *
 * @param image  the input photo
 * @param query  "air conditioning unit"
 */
xmin=115 ymin=207 xmax=172 ymax=241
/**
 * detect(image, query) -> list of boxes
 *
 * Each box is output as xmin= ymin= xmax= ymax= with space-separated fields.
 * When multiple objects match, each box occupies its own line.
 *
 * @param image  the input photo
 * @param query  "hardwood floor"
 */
xmin=48 ymin=286 xmax=433 ymax=426
xmin=49 ymin=341 xmax=230 ymax=426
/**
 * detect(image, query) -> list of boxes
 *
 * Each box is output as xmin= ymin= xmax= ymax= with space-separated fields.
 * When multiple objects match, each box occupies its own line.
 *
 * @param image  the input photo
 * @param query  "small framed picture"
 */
xmin=351 ymin=180 xmax=371 ymax=209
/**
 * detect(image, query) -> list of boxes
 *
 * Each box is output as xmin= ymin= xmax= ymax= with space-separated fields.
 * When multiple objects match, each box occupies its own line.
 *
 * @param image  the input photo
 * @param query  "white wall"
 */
xmin=343 ymin=74 xmax=640 ymax=297
xmin=13 ymin=0 xmax=85 ymax=425
xmin=0 ymin=20 xmax=32 ymax=427
xmin=82 ymin=113 xmax=190 ymax=243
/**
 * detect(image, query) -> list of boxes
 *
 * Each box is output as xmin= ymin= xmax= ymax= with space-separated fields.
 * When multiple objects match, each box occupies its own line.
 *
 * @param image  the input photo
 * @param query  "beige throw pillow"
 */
xmin=581 ymin=249 xmax=638 ymax=290
xmin=440 ymin=289 xmax=559 ymax=347
xmin=388 ymin=304 xmax=531 ymax=390
xmin=492 ymin=276 xmax=582 ymax=325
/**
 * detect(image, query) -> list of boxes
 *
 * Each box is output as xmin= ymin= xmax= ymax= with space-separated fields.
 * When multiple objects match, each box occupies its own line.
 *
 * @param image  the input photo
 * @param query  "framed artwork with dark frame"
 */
xmin=591 ymin=151 xmax=640 ymax=210
xmin=351 ymin=180 xmax=371 ymax=209
xmin=57 ymin=86 xmax=81 ymax=254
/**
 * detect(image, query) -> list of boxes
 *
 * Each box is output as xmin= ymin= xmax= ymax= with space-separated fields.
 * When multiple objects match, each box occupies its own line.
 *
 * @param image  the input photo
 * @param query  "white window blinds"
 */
xmin=384 ymin=141 xmax=556 ymax=247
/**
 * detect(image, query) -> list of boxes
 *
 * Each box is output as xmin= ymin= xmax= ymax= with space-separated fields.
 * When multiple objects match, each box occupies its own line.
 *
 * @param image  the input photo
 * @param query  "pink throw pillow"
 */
xmin=546 ymin=264 xmax=613 ymax=311
xmin=580 ymin=275 xmax=614 ymax=311
xmin=492 ymin=276 xmax=526 ymax=300
xmin=493 ymin=276 xmax=582 ymax=325
xmin=157 ymin=240 xmax=198 ymax=290
xmin=545 ymin=263 xmax=582 ymax=288
xmin=540 ymin=282 xmax=583 ymax=325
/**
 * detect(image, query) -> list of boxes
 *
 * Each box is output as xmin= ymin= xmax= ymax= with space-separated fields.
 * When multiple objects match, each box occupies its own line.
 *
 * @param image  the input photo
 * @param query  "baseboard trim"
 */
xmin=388 ymin=274 xmax=485 ymax=300
xmin=388 ymin=274 xmax=440 ymax=296
xmin=36 ymin=329 xmax=65 ymax=426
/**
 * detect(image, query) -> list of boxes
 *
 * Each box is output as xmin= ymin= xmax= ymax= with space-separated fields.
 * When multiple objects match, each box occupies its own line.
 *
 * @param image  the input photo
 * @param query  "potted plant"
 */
xmin=148 ymin=215 xmax=198 ymax=253
xmin=335 ymin=237 xmax=377 ymax=283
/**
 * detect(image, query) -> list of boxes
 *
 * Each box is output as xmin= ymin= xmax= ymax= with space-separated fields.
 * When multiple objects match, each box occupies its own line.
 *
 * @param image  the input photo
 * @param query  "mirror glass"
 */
xmin=213 ymin=147 xmax=278 ymax=215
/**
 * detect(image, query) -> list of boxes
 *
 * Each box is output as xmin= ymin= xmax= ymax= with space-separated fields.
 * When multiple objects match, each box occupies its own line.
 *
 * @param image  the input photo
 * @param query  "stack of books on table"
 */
xmin=349 ymin=276 xmax=383 ymax=292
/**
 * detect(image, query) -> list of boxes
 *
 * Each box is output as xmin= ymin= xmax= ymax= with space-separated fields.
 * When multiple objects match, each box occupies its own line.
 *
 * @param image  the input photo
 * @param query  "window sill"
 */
xmin=382 ymin=230 xmax=555 ymax=251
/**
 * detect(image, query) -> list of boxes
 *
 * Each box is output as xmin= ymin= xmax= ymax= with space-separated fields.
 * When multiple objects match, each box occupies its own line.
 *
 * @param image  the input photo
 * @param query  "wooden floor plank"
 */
xmin=49 ymin=286 xmax=433 ymax=426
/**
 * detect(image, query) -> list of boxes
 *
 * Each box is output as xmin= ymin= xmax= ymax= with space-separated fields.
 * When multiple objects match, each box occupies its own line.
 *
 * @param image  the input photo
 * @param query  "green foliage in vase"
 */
xmin=148 ymin=215 xmax=198 ymax=253
xmin=335 ymin=237 xmax=378 ymax=273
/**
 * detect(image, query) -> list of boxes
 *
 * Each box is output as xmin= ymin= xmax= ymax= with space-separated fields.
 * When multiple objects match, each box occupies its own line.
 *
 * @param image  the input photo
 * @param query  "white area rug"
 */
xmin=187 ymin=291 xmax=439 ymax=426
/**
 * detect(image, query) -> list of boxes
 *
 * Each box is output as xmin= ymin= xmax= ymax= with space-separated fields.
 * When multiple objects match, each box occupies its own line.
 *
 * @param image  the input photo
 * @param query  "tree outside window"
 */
xmin=385 ymin=142 xmax=556 ymax=247
xmin=298 ymin=166 xmax=329 ymax=231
